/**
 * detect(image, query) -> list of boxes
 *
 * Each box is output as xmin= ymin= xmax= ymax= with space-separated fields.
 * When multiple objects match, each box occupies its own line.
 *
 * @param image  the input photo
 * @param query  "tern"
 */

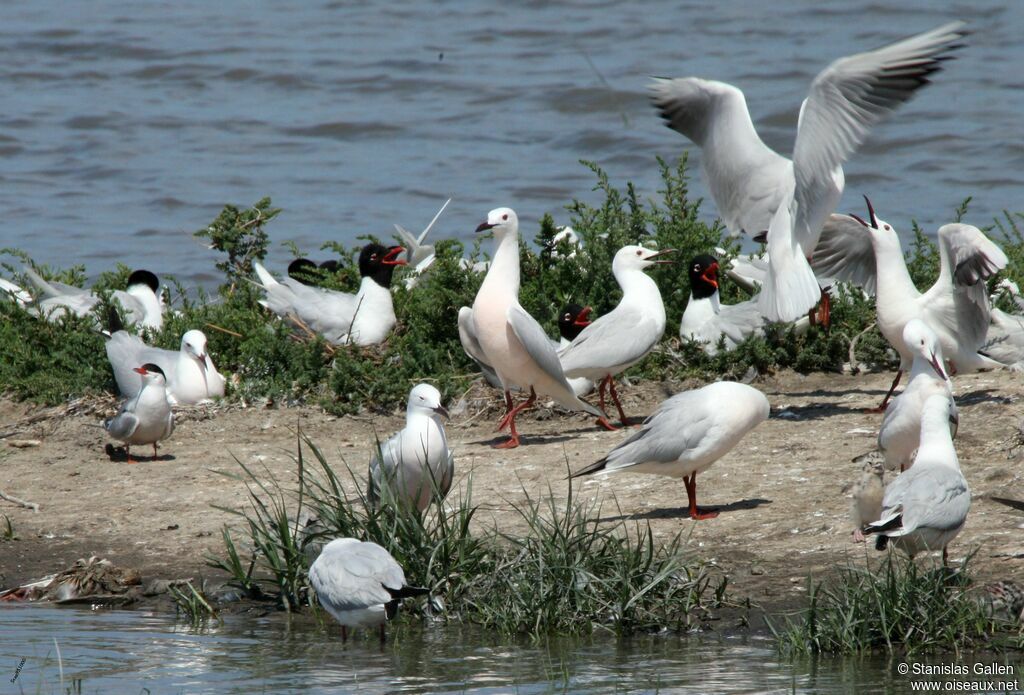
xmin=253 ymin=243 xmax=407 ymax=346
xmin=394 ymin=198 xmax=451 ymax=289
xmin=571 ymin=381 xmax=769 ymax=520
xmin=558 ymin=245 xmax=673 ymax=427
xmin=862 ymin=393 xmax=970 ymax=565
xmin=308 ymin=538 xmax=428 ymax=643
xmin=812 ymin=198 xmax=1006 ymax=409
xmin=106 ymin=329 xmax=225 ymax=405
xmin=24 ymin=268 xmax=163 ymax=330
xmin=463 ymin=207 xmax=607 ymax=448
xmin=369 ymin=384 xmax=454 ymax=512
xmin=650 ymin=21 xmax=967 ymax=323
xmin=878 ymin=319 xmax=958 ymax=472
xmin=103 ymin=363 xmax=174 ymax=464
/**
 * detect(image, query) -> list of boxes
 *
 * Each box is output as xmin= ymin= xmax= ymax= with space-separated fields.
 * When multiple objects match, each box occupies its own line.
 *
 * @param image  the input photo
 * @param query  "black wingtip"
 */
xmin=991 ymin=496 xmax=1024 ymax=513
xmin=875 ymin=535 xmax=889 ymax=552
xmin=569 ymin=458 xmax=608 ymax=479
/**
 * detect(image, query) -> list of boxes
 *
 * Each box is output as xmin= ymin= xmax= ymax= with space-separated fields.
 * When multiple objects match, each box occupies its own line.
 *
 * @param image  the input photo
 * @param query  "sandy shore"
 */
xmin=1 ymin=369 xmax=1023 ymax=617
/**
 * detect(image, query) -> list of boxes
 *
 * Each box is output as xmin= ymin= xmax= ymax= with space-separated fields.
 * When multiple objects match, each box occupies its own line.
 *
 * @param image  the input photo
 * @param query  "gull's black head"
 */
xmin=127 ymin=269 xmax=159 ymax=293
xmin=688 ymin=254 xmax=720 ymax=299
xmin=287 ymin=258 xmax=320 ymax=286
xmin=319 ymin=259 xmax=342 ymax=274
xmin=359 ymin=244 xmax=407 ymax=288
xmin=134 ymin=362 xmax=166 ymax=379
xmin=557 ymin=303 xmax=592 ymax=341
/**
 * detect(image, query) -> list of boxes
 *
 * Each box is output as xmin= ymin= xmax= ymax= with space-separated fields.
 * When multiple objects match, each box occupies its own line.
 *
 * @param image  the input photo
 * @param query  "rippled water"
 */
xmin=0 ymin=2 xmax=1022 ymax=286
xmin=6 ymin=605 xmax=1016 ymax=694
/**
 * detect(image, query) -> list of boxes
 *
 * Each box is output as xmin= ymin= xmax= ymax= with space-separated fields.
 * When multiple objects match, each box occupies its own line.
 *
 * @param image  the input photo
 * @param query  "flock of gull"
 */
xmin=7 ymin=19 xmax=1024 ymax=637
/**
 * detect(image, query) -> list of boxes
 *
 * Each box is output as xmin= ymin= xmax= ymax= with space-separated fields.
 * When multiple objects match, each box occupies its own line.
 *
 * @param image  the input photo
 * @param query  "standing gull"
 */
xmin=558 ymin=245 xmax=673 ymax=427
xmin=253 ymin=243 xmax=407 ymax=346
xmin=308 ymin=538 xmax=428 ymax=643
xmin=369 ymin=383 xmax=454 ymax=512
xmin=650 ymin=21 xmax=966 ymax=322
xmin=571 ymin=381 xmax=769 ymax=520
xmin=812 ymin=199 xmax=1006 ymax=409
xmin=463 ymin=207 xmax=607 ymax=448
xmin=878 ymin=319 xmax=957 ymax=472
xmin=103 ymin=363 xmax=175 ymax=464
xmin=106 ymin=329 xmax=225 ymax=405
xmin=862 ymin=393 xmax=970 ymax=565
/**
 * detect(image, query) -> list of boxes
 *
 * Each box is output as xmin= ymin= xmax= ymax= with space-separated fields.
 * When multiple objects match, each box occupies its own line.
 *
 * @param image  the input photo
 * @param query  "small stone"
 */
xmin=7 ymin=440 xmax=41 ymax=448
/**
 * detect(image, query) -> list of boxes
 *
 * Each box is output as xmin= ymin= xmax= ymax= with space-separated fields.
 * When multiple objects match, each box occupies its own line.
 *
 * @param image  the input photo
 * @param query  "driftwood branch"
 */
xmin=0 ymin=489 xmax=39 ymax=512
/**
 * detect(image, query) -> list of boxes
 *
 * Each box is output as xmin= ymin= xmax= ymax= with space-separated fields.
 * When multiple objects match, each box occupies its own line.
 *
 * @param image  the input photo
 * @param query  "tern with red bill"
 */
xmin=571 ymin=381 xmax=769 ymax=520
xmin=106 ymin=328 xmax=225 ymax=405
xmin=878 ymin=320 xmax=958 ymax=473
xmin=650 ymin=21 xmax=967 ymax=324
xmin=558 ymin=245 xmax=674 ymax=427
xmin=369 ymin=383 xmax=454 ymax=512
xmin=461 ymin=207 xmax=607 ymax=448
xmin=103 ymin=362 xmax=174 ymax=464
xmin=680 ymin=254 xmax=812 ymax=354
xmin=812 ymin=198 xmax=1007 ymax=410
xmin=253 ymin=243 xmax=406 ymax=346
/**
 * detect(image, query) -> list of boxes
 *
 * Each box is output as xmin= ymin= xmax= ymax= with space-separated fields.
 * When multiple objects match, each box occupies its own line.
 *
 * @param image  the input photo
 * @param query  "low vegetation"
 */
xmin=208 ymin=432 xmax=727 ymax=637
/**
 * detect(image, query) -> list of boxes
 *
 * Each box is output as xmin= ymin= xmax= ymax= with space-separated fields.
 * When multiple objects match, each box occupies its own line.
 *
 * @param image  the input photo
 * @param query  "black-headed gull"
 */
xmin=463 ymin=207 xmax=607 ymax=448
xmin=813 ymin=199 xmax=1006 ymax=409
xmin=253 ymin=243 xmax=407 ymax=346
xmin=103 ymin=362 xmax=175 ymax=464
xmin=24 ymin=268 xmax=163 ymax=330
xmin=680 ymin=254 xmax=812 ymax=354
xmin=556 ymin=303 xmax=595 ymax=398
xmin=369 ymin=383 xmax=454 ymax=512
xmin=558 ymin=245 xmax=673 ymax=427
xmin=106 ymin=329 xmax=225 ymax=405
xmin=308 ymin=538 xmax=428 ymax=642
xmin=862 ymin=393 xmax=970 ymax=565
xmin=571 ymin=381 xmax=769 ymax=520
xmin=850 ymin=452 xmax=885 ymax=543
xmin=878 ymin=319 xmax=957 ymax=473
xmin=650 ymin=22 xmax=967 ymax=323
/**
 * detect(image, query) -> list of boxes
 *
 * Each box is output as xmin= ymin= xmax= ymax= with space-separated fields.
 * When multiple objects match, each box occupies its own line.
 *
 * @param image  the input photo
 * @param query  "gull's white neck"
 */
xmin=479 ymin=232 xmax=520 ymax=297
xmin=614 ymin=265 xmax=664 ymax=310
xmin=913 ymin=402 xmax=959 ymax=471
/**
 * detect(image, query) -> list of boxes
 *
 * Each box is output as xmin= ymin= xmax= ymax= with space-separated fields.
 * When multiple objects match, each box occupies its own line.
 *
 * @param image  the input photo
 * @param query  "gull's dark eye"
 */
xmin=502 ymin=213 xmax=508 ymax=221
xmin=636 ymin=249 xmax=642 ymax=256
xmin=884 ymin=225 xmax=891 ymax=231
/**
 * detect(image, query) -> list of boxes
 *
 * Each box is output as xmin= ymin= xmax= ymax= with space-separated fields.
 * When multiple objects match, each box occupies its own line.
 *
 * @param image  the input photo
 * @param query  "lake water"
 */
xmin=0 ymin=2 xmax=1022 ymax=287
xmin=4 ymin=605 xmax=1019 ymax=693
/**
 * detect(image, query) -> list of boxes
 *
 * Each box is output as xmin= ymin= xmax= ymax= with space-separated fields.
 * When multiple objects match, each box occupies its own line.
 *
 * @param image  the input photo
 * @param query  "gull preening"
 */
xmin=461 ymin=207 xmax=607 ymax=448
xmin=253 ymin=243 xmax=407 ymax=346
xmin=558 ymin=245 xmax=673 ymax=426
xmin=103 ymin=362 xmax=175 ymax=464
xmin=650 ymin=21 xmax=967 ymax=323
xmin=106 ymin=329 xmax=225 ymax=405
xmin=680 ymin=254 xmax=810 ymax=354
xmin=863 ymin=393 xmax=970 ymax=564
xmin=878 ymin=319 xmax=957 ymax=472
xmin=571 ymin=381 xmax=769 ymax=520
xmin=308 ymin=538 xmax=428 ymax=642
xmin=24 ymin=268 xmax=163 ymax=330
xmin=813 ymin=199 xmax=1007 ymax=408
xmin=369 ymin=383 xmax=454 ymax=512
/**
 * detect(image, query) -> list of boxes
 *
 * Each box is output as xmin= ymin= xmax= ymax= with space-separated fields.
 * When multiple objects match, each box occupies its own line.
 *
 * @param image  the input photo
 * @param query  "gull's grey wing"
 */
xmin=105 ymin=331 xmax=178 ymax=397
xmin=602 ymin=391 xmax=714 ymax=470
xmin=309 ymin=542 xmax=401 ymax=613
xmin=506 ymin=302 xmax=572 ymax=386
xmin=983 ymin=309 xmax=1024 ymax=366
xmin=793 ymin=21 xmax=967 ymax=248
xmin=810 ymin=214 xmax=877 ymax=294
xmin=923 ymin=223 xmax=1007 ymax=352
xmin=893 ymin=467 xmax=970 ymax=535
xmin=715 ymin=300 xmax=767 ymax=347
xmin=558 ymin=306 xmax=660 ymax=376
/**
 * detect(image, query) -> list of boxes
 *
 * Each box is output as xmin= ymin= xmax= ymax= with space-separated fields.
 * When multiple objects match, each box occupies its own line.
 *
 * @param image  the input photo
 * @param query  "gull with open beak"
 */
xmin=558 ymin=245 xmax=673 ymax=427
xmin=103 ymin=362 xmax=174 ymax=464
xmin=812 ymin=197 xmax=1006 ymax=410
xmin=460 ymin=207 xmax=607 ymax=448
xmin=106 ymin=329 xmax=225 ymax=405
xmin=369 ymin=383 xmax=454 ymax=512
xmin=557 ymin=303 xmax=596 ymax=398
xmin=253 ymin=243 xmax=407 ymax=346
xmin=878 ymin=319 xmax=958 ymax=473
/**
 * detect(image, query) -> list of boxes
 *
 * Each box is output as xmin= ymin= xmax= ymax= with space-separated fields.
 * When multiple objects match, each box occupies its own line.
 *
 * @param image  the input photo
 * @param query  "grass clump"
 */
xmin=210 ymin=433 xmax=725 ymax=637
xmin=769 ymin=554 xmax=1017 ymax=656
xmin=169 ymin=580 xmax=221 ymax=626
